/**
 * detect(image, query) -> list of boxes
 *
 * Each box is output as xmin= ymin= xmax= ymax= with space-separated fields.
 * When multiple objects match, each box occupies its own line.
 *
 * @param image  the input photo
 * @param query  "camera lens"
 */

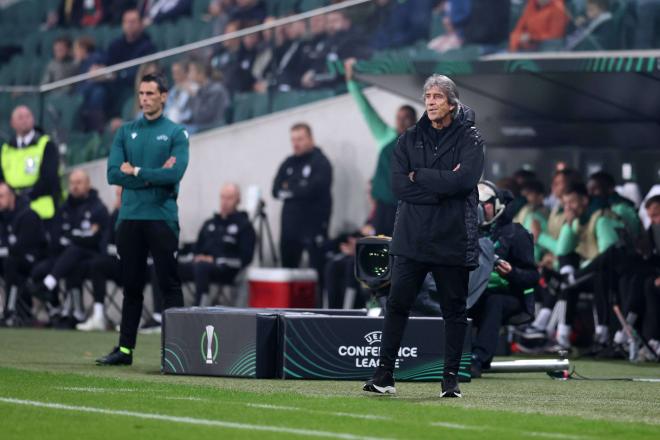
xmin=359 ymin=245 xmax=389 ymax=278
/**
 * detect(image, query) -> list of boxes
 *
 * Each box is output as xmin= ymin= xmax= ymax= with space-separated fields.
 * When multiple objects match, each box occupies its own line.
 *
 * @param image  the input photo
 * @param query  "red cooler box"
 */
xmin=248 ymin=268 xmax=317 ymax=308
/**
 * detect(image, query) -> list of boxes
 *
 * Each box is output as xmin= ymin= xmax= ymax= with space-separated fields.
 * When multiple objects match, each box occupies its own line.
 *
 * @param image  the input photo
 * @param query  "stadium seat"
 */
xmin=299 ymin=0 xmax=329 ymax=12
xmin=232 ymin=92 xmax=270 ymax=123
xmin=43 ymin=93 xmax=83 ymax=136
xmin=272 ymin=89 xmax=336 ymax=113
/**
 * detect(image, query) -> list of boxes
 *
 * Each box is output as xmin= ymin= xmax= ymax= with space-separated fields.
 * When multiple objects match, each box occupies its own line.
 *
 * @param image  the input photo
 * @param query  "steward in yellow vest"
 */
xmin=1 ymin=108 xmax=60 ymax=221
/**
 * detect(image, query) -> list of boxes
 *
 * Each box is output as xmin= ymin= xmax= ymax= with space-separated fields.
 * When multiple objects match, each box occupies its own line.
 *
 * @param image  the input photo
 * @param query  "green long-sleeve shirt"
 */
xmin=555 ymin=214 xmax=620 ymax=265
xmin=348 ymin=80 xmax=398 ymax=205
xmin=107 ymin=115 xmax=189 ymax=228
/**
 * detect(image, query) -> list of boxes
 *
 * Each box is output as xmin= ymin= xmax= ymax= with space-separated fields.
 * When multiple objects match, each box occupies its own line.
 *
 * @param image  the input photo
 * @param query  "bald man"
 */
xmin=26 ymin=169 xmax=109 ymax=327
xmin=180 ymin=183 xmax=256 ymax=306
xmin=0 ymin=106 xmax=61 ymax=222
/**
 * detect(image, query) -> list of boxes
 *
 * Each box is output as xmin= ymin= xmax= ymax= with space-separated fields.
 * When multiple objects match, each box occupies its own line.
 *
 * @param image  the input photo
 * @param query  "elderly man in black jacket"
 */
xmin=363 ymin=74 xmax=484 ymax=398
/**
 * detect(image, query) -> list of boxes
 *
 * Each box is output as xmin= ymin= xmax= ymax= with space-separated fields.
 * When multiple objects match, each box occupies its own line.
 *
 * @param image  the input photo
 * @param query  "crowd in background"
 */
xmin=23 ymin=0 xmax=660 ymax=140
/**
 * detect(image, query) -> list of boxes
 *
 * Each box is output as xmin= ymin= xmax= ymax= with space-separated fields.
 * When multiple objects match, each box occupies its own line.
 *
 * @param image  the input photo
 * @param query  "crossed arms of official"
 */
xmin=391 ymin=130 xmax=484 ymax=204
xmin=107 ymin=127 xmax=189 ymax=189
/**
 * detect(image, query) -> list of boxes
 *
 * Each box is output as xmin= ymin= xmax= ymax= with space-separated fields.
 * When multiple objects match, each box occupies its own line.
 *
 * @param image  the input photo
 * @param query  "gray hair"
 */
xmin=422 ymin=74 xmax=461 ymax=118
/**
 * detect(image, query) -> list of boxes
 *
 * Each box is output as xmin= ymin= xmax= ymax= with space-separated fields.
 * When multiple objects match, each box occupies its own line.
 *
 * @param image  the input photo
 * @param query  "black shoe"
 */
xmin=96 ymin=347 xmax=133 ymax=366
xmin=470 ymin=361 xmax=482 ymax=379
xmin=363 ymin=366 xmax=396 ymax=394
xmin=139 ymin=318 xmax=161 ymax=334
xmin=441 ymin=373 xmax=462 ymax=398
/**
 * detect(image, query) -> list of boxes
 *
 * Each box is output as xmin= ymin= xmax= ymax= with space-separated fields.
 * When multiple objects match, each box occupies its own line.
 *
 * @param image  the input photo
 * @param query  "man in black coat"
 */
xmin=272 ymin=123 xmax=332 ymax=280
xmin=27 ymin=169 xmax=109 ymax=326
xmin=470 ymin=182 xmax=539 ymax=378
xmin=0 ymin=183 xmax=47 ymax=326
xmin=364 ymin=74 xmax=484 ymax=398
xmin=180 ymin=183 xmax=256 ymax=306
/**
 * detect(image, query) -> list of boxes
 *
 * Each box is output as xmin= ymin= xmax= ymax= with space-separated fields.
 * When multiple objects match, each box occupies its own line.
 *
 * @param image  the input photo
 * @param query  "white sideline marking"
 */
xmin=56 ymin=387 xmax=136 ymax=393
xmin=522 ymin=432 xmax=587 ymax=440
xmin=162 ymin=397 xmax=208 ymax=402
xmin=430 ymin=422 xmax=479 ymax=430
xmin=246 ymin=403 xmax=388 ymax=421
xmin=0 ymin=397 xmax=391 ymax=440
xmin=430 ymin=421 xmax=589 ymax=440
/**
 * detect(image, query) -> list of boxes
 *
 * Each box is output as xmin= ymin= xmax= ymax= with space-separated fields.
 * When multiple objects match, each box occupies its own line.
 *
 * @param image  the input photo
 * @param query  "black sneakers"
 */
xmin=363 ymin=366 xmax=396 ymax=395
xmin=96 ymin=347 xmax=133 ymax=366
xmin=441 ymin=373 xmax=462 ymax=398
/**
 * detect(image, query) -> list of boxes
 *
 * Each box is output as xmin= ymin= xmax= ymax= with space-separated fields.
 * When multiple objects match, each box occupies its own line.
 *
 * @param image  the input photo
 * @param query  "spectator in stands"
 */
xmin=180 ymin=183 xmax=256 ymax=306
xmin=587 ymin=171 xmax=642 ymax=241
xmin=509 ymin=0 xmax=569 ymax=52
xmin=301 ymin=10 xmax=371 ymax=89
xmin=344 ymin=58 xmax=417 ymax=236
xmin=565 ymin=0 xmax=616 ymax=50
xmin=141 ymin=0 xmax=193 ymax=27
xmin=74 ymin=36 xmax=109 ymax=133
xmin=164 ymin=61 xmax=193 ymax=123
xmin=554 ymin=182 xmax=622 ymax=350
xmin=45 ymin=0 xmax=106 ymax=28
xmin=27 ymin=169 xmax=109 ymax=328
xmin=228 ymin=0 xmax=266 ymax=27
xmin=470 ymin=182 xmax=538 ymax=378
xmin=103 ymin=0 xmax=138 ymax=25
xmin=0 ymin=106 xmax=61 ymax=224
xmin=371 ymin=0 xmax=434 ymax=50
xmin=269 ymin=17 xmax=310 ymax=91
xmin=208 ymin=0 xmax=236 ymax=36
xmin=301 ymin=13 xmax=328 ymax=72
xmin=186 ymin=61 xmax=230 ymax=132
xmin=224 ymin=27 xmax=272 ymax=93
xmin=0 ymin=183 xmax=48 ymax=327
xmin=105 ymin=9 xmax=156 ymax=109
xmin=41 ymin=36 xmax=78 ymax=86
xmin=211 ymin=20 xmax=242 ymax=75
xmin=516 ymin=179 xmax=549 ymax=262
xmin=272 ymin=123 xmax=332 ymax=280
xmin=635 ymin=0 xmax=660 ymax=49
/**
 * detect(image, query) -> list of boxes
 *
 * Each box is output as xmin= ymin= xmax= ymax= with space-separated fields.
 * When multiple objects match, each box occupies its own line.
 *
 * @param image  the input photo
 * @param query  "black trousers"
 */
xmin=642 ymin=277 xmax=660 ymax=341
xmin=88 ymin=254 xmax=121 ymax=303
xmin=372 ymin=200 xmax=397 ymax=237
xmin=470 ymin=292 xmax=521 ymax=368
xmin=3 ymin=256 xmax=33 ymax=316
xmin=560 ymin=251 xmax=613 ymax=326
xmin=379 ymin=256 xmax=469 ymax=377
xmin=116 ymin=220 xmax=182 ymax=349
xmin=280 ymin=230 xmax=327 ymax=294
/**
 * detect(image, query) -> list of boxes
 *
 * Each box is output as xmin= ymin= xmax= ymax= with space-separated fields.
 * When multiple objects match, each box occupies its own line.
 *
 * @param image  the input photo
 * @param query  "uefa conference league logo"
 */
xmin=201 ymin=325 xmax=219 ymax=364
xmin=338 ymin=331 xmax=418 ymax=368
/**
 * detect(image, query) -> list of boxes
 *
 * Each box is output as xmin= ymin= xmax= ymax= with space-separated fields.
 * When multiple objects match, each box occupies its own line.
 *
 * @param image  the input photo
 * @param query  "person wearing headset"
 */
xmin=469 ymin=181 xmax=539 ymax=378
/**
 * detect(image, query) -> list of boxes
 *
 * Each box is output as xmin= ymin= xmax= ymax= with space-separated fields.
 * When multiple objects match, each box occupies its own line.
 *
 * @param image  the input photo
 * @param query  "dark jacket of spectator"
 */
xmin=57 ymin=0 xmax=106 ymax=27
xmin=188 ymin=80 xmax=229 ymax=128
xmin=462 ymin=0 xmax=511 ymax=46
xmin=194 ymin=211 xmax=256 ymax=269
xmin=228 ymin=0 xmax=266 ymax=26
xmin=272 ymin=147 xmax=333 ymax=239
xmin=105 ymin=32 xmax=156 ymax=85
xmin=49 ymin=189 xmax=110 ymax=254
xmin=371 ymin=0 xmax=434 ymax=49
xmin=0 ymin=195 xmax=47 ymax=262
xmin=389 ymin=106 xmax=485 ymax=269
xmin=141 ymin=0 xmax=192 ymax=24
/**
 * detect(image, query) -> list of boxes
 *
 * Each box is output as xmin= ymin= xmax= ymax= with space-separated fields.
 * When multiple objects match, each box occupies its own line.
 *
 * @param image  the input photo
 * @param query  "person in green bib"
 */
xmin=0 ymin=106 xmax=61 ymax=224
xmin=554 ymin=182 xmax=624 ymax=351
xmin=96 ymin=73 xmax=189 ymax=366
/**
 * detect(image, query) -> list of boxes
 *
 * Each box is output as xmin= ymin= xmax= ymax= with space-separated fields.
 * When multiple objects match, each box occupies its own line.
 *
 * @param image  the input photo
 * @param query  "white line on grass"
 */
xmin=0 ymin=397 xmax=393 ymax=440
xmin=430 ymin=422 xmax=480 ymax=430
xmin=55 ymin=387 xmax=136 ymax=393
xmin=430 ymin=421 xmax=590 ymax=440
xmin=246 ymin=403 xmax=388 ymax=421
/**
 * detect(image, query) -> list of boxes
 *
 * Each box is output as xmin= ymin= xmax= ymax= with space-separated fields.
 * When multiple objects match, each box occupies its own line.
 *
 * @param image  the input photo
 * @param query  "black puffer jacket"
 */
xmin=389 ymin=105 xmax=485 ymax=268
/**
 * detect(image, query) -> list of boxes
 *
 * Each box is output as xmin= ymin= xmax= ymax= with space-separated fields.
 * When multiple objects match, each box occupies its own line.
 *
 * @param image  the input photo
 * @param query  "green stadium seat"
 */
xmin=43 ymin=93 xmax=83 ymax=136
xmin=272 ymin=89 xmax=336 ymax=113
xmin=299 ymin=0 xmax=328 ymax=12
xmin=232 ymin=92 xmax=270 ymax=122
xmin=193 ymin=0 xmax=211 ymax=19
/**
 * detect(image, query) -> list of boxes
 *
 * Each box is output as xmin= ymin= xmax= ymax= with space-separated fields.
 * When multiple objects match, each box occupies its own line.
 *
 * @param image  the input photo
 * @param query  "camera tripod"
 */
xmin=252 ymin=199 xmax=279 ymax=266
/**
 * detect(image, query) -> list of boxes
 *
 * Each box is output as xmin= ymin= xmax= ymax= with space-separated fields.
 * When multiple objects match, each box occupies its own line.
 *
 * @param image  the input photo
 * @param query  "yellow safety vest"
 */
xmin=1 ymin=135 xmax=56 ymax=219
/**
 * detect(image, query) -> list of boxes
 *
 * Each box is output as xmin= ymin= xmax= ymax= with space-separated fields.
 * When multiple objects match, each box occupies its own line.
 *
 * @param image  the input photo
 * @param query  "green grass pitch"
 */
xmin=0 ymin=328 xmax=659 ymax=440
